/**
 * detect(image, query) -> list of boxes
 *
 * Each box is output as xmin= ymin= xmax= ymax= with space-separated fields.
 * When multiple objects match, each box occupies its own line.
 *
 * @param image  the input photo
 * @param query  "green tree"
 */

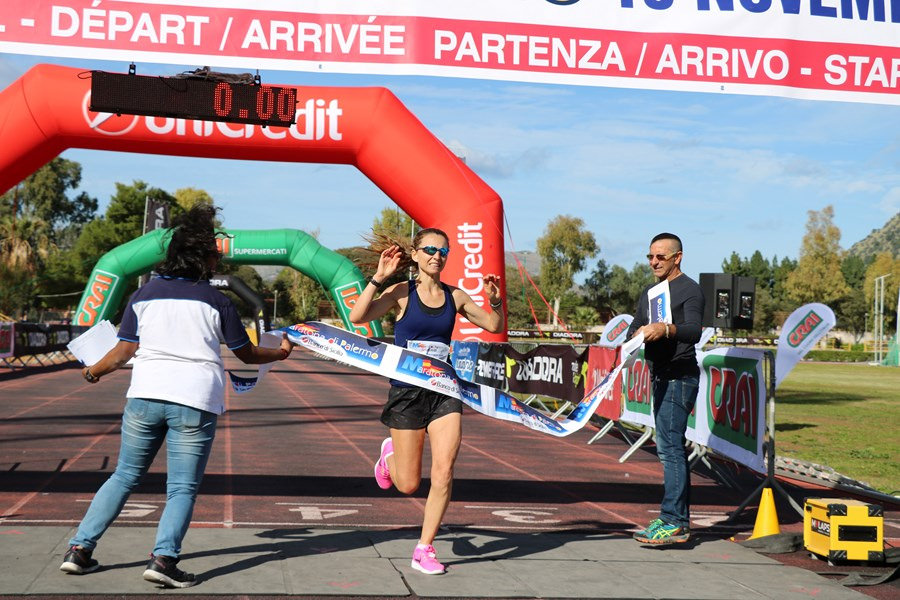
xmin=835 ymin=254 xmax=870 ymax=340
xmin=373 ymin=206 xmax=416 ymax=239
xmin=71 ymin=181 xmax=175 ymax=279
xmin=536 ymin=215 xmax=597 ymax=322
xmin=608 ymin=263 xmax=655 ymax=316
xmin=784 ymin=205 xmax=850 ymax=305
xmin=863 ymin=252 xmax=899 ymax=335
xmin=0 ymin=158 xmax=97 ymax=245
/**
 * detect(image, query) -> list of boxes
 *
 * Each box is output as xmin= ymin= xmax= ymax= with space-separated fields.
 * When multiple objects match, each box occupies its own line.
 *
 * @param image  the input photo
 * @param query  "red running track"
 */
xmin=1 ymin=351 xmax=897 ymax=597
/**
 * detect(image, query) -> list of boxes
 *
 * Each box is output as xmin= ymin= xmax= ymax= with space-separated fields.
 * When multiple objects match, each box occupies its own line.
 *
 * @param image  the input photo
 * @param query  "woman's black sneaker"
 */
xmin=142 ymin=554 xmax=197 ymax=588
xmin=59 ymin=545 xmax=99 ymax=574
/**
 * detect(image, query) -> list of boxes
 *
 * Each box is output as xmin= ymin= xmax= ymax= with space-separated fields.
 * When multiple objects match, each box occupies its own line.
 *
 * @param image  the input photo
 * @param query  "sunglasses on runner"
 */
xmin=418 ymin=246 xmax=450 ymax=258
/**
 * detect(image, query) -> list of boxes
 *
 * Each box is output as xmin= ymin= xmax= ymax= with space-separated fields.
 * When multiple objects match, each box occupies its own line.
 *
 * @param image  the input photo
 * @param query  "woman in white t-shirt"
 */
xmin=59 ymin=205 xmax=293 ymax=588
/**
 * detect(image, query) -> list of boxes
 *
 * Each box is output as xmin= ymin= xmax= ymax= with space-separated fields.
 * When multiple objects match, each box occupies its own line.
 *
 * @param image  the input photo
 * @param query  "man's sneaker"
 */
xmin=142 ymin=554 xmax=197 ymax=588
xmin=632 ymin=518 xmax=664 ymax=541
xmin=633 ymin=521 xmax=691 ymax=545
xmin=411 ymin=543 xmax=445 ymax=575
xmin=374 ymin=437 xmax=393 ymax=490
xmin=59 ymin=545 xmax=99 ymax=574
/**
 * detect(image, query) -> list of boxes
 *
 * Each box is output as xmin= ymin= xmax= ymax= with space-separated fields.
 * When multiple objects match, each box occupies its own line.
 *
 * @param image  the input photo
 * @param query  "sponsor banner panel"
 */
xmin=1 ymin=1 xmax=896 ymax=104
xmin=585 ymin=346 xmax=622 ymax=421
xmin=619 ymin=349 xmax=654 ymax=429
xmin=775 ymin=302 xmax=835 ymax=388
xmin=504 ymin=344 xmax=587 ymax=401
xmin=694 ymin=347 xmax=766 ymax=473
xmin=13 ymin=323 xmax=74 ymax=356
xmin=450 ymin=341 xmax=478 ymax=382
xmin=473 ymin=342 xmax=507 ymax=389
xmin=0 ymin=322 xmax=14 ymax=359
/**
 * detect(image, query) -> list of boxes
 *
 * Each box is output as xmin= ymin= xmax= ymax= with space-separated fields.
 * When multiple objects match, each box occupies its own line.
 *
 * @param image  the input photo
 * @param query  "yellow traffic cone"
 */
xmin=748 ymin=487 xmax=781 ymax=539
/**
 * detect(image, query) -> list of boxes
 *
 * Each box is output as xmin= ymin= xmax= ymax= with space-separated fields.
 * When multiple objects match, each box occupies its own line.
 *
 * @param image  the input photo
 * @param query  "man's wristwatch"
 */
xmin=84 ymin=369 xmax=99 ymax=383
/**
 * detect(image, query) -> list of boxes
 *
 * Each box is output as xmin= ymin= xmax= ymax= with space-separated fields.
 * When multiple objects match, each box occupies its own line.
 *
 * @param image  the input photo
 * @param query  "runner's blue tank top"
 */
xmin=390 ymin=280 xmax=456 ymax=387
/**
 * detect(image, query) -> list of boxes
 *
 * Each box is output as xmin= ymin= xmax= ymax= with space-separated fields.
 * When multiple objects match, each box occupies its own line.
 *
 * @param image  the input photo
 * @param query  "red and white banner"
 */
xmin=1 ymin=1 xmax=897 ymax=105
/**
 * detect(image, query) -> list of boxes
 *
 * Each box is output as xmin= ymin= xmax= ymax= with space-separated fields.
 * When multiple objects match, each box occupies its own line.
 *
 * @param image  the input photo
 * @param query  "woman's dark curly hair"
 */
xmin=156 ymin=204 xmax=223 ymax=280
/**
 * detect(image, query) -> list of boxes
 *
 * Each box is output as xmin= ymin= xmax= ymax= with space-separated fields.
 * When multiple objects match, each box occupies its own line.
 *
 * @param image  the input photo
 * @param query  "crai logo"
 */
xmin=76 ymin=270 xmax=119 ymax=326
xmin=787 ymin=310 xmax=823 ymax=348
xmin=625 ymin=351 xmax=651 ymax=414
xmin=335 ymin=282 xmax=373 ymax=337
xmin=606 ymin=319 xmax=629 ymax=342
xmin=704 ymin=354 xmax=760 ymax=452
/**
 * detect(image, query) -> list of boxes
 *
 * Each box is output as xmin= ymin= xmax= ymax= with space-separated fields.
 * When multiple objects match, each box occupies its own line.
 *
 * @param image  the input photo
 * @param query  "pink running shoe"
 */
xmin=374 ymin=437 xmax=393 ymax=489
xmin=411 ymin=543 xmax=445 ymax=575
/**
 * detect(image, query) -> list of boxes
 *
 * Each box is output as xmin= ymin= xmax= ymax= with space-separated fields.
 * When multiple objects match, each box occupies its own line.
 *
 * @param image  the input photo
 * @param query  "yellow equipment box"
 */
xmin=803 ymin=498 xmax=884 ymax=562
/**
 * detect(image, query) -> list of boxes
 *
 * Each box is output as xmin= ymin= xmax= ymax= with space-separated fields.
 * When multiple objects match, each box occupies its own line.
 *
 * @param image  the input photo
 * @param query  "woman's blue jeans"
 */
xmin=70 ymin=398 xmax=217 ymax=557
xmin=652 ymin=375 xmax=699 ymax=529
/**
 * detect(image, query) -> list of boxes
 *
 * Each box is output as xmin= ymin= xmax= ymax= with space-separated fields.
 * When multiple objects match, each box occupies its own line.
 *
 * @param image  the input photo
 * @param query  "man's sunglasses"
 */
xmin=646 ymin=251 xmax=680 ymax=262
xmin=418 ymin=245 xmax=450 ymax=258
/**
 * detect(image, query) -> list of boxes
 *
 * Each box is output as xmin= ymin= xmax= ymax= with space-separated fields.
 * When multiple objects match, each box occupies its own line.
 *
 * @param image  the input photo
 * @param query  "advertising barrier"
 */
xmin=585 ymin=346 xmax=623 ymax=421
xmin=690 ymin=347 xmax=767 ymax=473
xmin=504 ymin=344 xmax=588 ymax=401
xmin=0 ymin=322 xmax=14 ymax=359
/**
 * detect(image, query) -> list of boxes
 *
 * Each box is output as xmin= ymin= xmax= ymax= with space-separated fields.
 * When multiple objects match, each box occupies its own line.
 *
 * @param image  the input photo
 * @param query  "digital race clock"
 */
xmin=90 ymin=71 xmax=297 ymax=127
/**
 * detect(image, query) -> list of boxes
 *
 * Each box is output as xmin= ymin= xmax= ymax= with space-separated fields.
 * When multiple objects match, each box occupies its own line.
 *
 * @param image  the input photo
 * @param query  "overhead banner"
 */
xmin=775 ymin=302 xmax=836 ymax=388
xmin=1 ymin=1 xmax=897 ymax=105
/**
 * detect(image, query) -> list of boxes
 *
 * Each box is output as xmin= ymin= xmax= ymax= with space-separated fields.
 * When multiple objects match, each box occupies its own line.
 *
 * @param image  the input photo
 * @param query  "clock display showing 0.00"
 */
xmin=89 ymin=71 xmax=298 ymax=127
xmin=212 ymin=81 xmax=297 ymax=125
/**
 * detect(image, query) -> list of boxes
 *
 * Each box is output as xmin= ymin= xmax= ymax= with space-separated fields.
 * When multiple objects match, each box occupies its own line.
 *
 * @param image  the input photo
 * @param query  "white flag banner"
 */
xmin=597 ymin=314 xmax=633 ymax=348
xmin=696 ymin=326 xmax=716 ymax=350
xmin=775 ymin=302 xmax=836 ymax=388
xmin=1 ymin=1 xmax=897 ymax=105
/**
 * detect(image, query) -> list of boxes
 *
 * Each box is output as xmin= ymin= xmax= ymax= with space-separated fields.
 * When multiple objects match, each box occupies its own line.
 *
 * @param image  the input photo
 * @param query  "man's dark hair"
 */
xmin=651 ymin=232 xmax=682 ymax=252
xmin=157 ymin=204 xmax=222 ymax=281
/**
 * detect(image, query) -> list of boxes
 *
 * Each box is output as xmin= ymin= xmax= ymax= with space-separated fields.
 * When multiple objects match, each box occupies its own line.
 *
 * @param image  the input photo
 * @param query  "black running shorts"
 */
xmin=380 ymin=386 xmax=463 ymax=430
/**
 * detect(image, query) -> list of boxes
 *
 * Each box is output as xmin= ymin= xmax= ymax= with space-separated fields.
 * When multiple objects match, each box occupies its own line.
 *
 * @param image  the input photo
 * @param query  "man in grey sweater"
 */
xmin=626 ymin=232 xmax=705 ymax=545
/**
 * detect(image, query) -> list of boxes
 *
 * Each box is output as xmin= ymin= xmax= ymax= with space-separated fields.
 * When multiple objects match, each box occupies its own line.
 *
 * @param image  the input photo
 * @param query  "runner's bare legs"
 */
xmin=387 ymin=412 xmax=462 ymax=545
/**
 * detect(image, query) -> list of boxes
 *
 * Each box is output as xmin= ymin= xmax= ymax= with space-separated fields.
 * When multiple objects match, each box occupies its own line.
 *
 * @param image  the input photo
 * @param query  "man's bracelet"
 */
xmin=368 ymin=277 xmax=385 ymax=290
xmin=664 ymin=323 xmax=670 ymax=338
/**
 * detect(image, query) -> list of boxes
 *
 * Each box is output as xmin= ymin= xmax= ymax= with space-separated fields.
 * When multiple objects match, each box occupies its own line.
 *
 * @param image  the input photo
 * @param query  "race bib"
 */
xmin=408 ymin=339 xmax=450 ymax=362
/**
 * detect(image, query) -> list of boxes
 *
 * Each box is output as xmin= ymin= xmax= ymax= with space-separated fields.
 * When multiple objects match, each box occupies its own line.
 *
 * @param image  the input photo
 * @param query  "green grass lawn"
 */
xmin=775 ymin=362 xmax=900 ymax=495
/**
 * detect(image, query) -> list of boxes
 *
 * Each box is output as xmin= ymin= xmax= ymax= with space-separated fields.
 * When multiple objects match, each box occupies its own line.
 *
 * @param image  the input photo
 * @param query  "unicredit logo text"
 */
xmin=83 ymin=92 xmax=343 ymax=141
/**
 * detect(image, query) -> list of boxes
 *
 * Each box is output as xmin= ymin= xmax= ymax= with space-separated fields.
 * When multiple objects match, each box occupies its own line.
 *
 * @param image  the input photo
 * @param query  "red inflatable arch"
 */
xmin=0 ymin=64 xmax=506 ymax=341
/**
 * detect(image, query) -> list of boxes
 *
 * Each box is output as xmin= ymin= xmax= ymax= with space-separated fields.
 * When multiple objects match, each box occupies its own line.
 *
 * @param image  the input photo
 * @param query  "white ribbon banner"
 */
xmin=1 ymin=1 xmax=897 ymax=105
xmin=234 ymin=321 xmax=642 ymax=437
xmin=775 ymin=302 xmax=836 ymax=388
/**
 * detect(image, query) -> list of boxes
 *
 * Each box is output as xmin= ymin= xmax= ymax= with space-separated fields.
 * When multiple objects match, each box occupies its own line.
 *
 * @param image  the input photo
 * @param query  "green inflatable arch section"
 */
xmin=73 ymin=228 xmax=383 ymax=337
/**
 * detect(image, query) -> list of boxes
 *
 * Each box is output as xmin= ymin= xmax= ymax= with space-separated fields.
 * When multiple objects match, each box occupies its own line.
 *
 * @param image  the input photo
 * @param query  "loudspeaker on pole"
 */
xmin=748 ymin=487 xmax=781 ymax=539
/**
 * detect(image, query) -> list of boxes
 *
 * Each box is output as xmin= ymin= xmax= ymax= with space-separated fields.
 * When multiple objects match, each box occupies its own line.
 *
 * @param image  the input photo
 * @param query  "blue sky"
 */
xmin=2 ymin=52 xmax=898 ymax=283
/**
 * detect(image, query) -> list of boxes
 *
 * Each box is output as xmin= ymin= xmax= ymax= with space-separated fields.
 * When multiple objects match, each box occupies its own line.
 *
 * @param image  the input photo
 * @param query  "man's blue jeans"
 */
xmin=652 ymin=375 xmax=699 ymax=529
xmin=70 ymin=398 xmax=217 ymax=557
